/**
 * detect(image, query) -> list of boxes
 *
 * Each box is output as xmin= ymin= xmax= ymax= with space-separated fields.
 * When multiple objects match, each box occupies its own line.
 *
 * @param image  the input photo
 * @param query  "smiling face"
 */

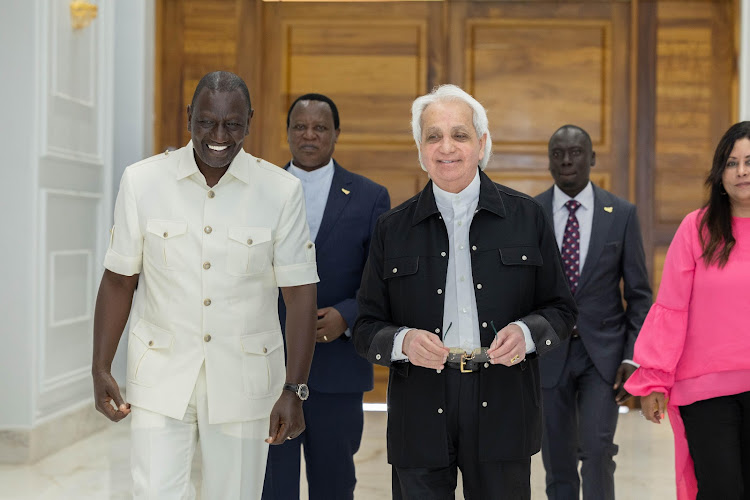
xmin=287 ymin=100 xmax=340 ymax=171
xmin=419 ymin=100 xmax=486 ymax=193
xmin=187 ymin=88 xmax=251 ymax=171
xmin=722 ymin=137 xmax=750 ymax=216
xmin=548 ymin=127 xmax=596 ymax=198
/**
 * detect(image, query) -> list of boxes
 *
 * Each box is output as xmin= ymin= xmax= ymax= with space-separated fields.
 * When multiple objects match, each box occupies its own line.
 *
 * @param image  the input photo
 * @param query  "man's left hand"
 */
xmin=487 ymin=324 xmax=526 ymax=367
xmin=266 ymin=391 xmax=305 ymax=445
xmin=316 ymin=307 xmax=347 ymax=343
xmin=613 ymin=363 xmax=637 ymax=404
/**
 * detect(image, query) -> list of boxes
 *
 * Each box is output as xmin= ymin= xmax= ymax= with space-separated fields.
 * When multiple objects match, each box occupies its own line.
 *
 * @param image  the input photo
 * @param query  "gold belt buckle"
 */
xmin=460 ymin=351 xmax=475 ymax=373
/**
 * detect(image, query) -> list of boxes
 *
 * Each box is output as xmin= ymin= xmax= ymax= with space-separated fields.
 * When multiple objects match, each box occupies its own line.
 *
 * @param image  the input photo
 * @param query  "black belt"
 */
xmin=444 ymin=348 xmax=491 ymax=373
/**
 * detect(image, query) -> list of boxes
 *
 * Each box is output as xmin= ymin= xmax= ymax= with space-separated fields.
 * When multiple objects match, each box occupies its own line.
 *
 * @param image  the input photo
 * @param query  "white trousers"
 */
xmin=130 ymin=364 xmax=270 ymax=499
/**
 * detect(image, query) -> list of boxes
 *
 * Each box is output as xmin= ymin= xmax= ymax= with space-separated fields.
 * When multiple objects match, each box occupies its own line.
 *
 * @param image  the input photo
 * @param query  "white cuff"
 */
xmin=391 ymin=327 xmax=412 ymax=361
xmin=510 ymin=320 xmax=537 ymax=354
xmin=622 ymin=359 xmax=639 ymax=368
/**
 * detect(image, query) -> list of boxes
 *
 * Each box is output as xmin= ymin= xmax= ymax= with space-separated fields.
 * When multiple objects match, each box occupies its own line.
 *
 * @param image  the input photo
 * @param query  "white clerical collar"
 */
xmin=553 ymin=181 xmax=594 ymax=212
xmin=433 ymin=170 xmax=481 ymax=210
xmin=288 ymin=159 xmax=334 ymax=181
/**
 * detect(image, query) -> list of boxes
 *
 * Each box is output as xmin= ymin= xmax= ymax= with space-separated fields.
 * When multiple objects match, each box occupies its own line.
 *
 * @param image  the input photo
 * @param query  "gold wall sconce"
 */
xmin=70 ymin=1 xmax=98 ymax=30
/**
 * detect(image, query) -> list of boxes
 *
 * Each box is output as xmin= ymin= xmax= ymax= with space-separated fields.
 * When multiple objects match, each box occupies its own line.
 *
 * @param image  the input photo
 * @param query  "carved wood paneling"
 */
xmin=653 ymin=1 xmax=736 ymax=227
xmin=466 ymin=19 xmax=612 ymax=154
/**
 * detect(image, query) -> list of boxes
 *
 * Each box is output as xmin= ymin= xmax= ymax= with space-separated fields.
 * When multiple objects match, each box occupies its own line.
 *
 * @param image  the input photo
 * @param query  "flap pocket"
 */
xmin=240 ymin=330 xmax=284 ymax=356
xmin=499 ymin=246 xmax=543 ymax=266
xmin=146 ymin=219 xmax=187 ymax=239
xmin=384 ymin=256 xmax=419 ymax=279
xmin=131 ymin=319 xmax=175 ymax=349
xmin=228 ymin=226 xmax=272 ymax=248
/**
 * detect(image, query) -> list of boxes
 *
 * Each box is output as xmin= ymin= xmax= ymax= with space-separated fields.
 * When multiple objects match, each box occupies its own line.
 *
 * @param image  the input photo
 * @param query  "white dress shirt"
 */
xmin=288 ymin=159 xmax=334 ymax=241
xmin=552 ymin=182 xmax=594 ymax=268
xmin=392 ymin=171 xmax=534 ymax=360
xmin=104 ymin=142 xmax=319 ymax=424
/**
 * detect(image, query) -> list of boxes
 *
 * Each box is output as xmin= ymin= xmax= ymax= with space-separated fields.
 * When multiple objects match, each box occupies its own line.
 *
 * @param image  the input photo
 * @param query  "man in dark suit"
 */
xmin=353 ymin=85 xmax=576 ymax=499
xmin=535 ymin=125 xmax=652 ymax=500
xmin=262 ymin=94 xmax=390 ymax=500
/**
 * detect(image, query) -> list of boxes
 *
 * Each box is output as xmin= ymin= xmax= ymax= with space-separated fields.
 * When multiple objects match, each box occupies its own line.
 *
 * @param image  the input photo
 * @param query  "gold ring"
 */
xmin=323 ymin=335 xmax=328 ymax=341
xmin=510 ymin=355 xmax=520 ymax=364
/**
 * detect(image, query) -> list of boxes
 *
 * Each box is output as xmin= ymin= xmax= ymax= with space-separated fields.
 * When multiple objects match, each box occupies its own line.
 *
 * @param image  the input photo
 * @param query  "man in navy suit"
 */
xmin=262 ymin=94 xmax=390 ymax=500
xmin=535 ymin=125 xmax=652 ymax=500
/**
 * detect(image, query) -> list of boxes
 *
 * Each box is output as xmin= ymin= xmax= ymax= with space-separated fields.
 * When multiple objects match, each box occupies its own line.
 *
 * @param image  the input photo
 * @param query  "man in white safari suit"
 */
xmin=91 ymin=71 xmax=319 ymax=499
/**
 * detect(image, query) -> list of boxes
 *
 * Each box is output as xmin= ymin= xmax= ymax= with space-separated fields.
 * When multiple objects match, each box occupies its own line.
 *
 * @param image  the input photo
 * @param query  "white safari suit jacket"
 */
xmin=104 ymin=143 xmax=319 ymax=424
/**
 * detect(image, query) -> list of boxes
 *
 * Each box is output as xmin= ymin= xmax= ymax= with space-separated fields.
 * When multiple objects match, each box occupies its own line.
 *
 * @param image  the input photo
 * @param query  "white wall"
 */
xmin=0 ymin=0 xmax=38 ymax=429
xmin=0 ymin=0 xmax=115 ymax=433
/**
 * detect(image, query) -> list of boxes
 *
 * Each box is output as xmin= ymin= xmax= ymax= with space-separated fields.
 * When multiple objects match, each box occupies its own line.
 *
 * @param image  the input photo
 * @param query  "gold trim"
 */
xmin=70 ymin=1 xmax=98 ymax=31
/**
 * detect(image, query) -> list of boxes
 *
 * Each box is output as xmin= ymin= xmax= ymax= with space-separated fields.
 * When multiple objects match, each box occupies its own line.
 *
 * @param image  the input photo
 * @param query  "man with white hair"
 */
xmin=353 ymin=85 xmax=577 ymax=499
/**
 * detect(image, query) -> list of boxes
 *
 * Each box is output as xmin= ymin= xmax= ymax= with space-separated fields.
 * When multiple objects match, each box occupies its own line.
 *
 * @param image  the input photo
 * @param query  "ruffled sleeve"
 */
xmin=625 ymin=211 xmax=699 ymax=398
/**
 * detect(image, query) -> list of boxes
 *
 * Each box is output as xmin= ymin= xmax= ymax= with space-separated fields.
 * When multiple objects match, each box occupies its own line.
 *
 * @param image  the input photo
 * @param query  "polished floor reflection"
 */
xmin=0 ymin=409 xmax=676 ymax=499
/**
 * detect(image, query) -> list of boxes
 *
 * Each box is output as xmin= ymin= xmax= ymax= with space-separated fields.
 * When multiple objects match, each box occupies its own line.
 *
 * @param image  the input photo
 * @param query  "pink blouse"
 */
xmin=625 ymin=209 xmax=750 ymax=500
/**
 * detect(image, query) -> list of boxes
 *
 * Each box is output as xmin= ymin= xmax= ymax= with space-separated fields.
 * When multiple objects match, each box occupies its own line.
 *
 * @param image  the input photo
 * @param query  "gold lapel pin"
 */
xmin=341 ymin=188 xmax=350 ymax=195
xmin=604 ymin=206 xmax=613 ymax=213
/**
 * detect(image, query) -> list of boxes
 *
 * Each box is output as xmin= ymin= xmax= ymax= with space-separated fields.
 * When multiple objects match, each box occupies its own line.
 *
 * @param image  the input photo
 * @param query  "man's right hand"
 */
xmin=93 ymin=369 xmax=131 ymax=422
xmin=402 ymin=329 xmax=449 ymax=370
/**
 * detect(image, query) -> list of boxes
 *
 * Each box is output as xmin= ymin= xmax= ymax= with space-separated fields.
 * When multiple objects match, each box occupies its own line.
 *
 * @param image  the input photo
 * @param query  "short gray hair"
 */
xmin=411 ymin=84 xmax=493 ymax=171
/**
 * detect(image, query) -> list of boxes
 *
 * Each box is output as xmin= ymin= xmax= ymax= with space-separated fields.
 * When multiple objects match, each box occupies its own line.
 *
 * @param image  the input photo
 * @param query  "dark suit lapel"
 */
xmin=577 ymin=185 xmax=613 ymax=292
xmin=538 ymin=187 xmax=554 ymax=218
xmin=314 ymin=162 xmax=353 ymax=247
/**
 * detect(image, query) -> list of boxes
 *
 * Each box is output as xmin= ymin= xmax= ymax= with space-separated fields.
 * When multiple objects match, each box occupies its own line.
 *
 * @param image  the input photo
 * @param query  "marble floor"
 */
xmin=0 ymin=408 xmax=676 ymax=499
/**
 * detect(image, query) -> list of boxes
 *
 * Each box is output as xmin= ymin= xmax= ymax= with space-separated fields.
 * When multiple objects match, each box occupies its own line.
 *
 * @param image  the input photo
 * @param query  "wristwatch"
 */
xmin=283 ymin=383 xmax=309 ymax=401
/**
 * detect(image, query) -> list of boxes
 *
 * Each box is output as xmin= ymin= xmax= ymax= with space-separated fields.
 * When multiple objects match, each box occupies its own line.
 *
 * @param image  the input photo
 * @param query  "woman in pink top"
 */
xmin=625 ymin=121 xmax=750 ymax=500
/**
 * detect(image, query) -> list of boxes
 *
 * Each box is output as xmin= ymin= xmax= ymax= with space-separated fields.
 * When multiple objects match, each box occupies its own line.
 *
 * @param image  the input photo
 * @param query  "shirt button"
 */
xmin=437 ymin=288 xmax=443 ymax=295
xmin=441 ymin=251 xmax=446 ymax=257
xmin=247 ymin=238 xmax=253 ymax=245
xmin=207 ymin=190 xmax=215 ymax=199
xmin=459 ymin=245 xmax=464 ymax=250
xmin=148 ymin=340 xmax=154 ymax=347
xmin=203 ymin=262 xmax=211 ymax=270
xmin=462 ymin=308 xmax=467 ymax=313
xmin=307 ymin=242 xmax=313 ymax=249
xmin=482 ymin=322 xmax=488 ymax=328
xmin=484 ymin=362 xmax=489 ymax=369
xmin=162 ymin=231 xmax=168 ymax=238
xmin=472 ymin=245 xmax=477 ymax=251
xmin=482 ymin=401 xmax=488 ymax=408
xmin=436 ymin=369 xmax=442 ymax=374
xmin=476 ymin=283 xmax=482 ymax=290
xmin=437 ymin=408 xmax=443 ymax=414
xmin=545 ymin=339 xmax=552 ymax=346
xmin=262 ymin=347 xmax=268 ymax=353
xmin=522 ymin=255 xmax=528 ymax=261
xmin=392 ymin=268 xmax=398 ymax=273
xmin=204 ymin=334 xmax=212 ymax=342
xmin=457 ymin=221 xmax=462 ymax=226
xmin=375 ymin=354 xmax=381 ymax=360
xmin=203 ymin=298 xmax=212 ymax=306
xmin=435 ymin=328 xmax=440 ymax=334
xmin=204 ymin=226 xmax=212 ymax=234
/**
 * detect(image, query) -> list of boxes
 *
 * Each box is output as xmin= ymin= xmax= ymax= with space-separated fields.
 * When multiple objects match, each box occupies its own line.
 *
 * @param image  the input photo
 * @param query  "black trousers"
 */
xmin=392 ymin=368 xmax=531 ymax=500
xmin=679 ymin=390 xmax=750 ymax=500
